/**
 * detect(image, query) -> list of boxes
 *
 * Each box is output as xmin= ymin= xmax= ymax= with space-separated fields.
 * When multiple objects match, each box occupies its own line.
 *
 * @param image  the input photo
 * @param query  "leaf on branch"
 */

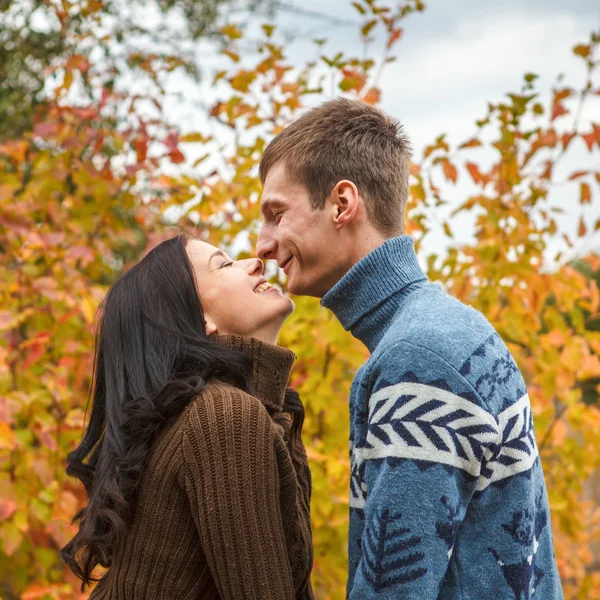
xmin=222 ymin=50 xmax=240 ymax=63
xmin=181 ymin=133 xmax=211 ymax=143
xmin=387 ymin=28 xmax=403 ymax=49
xmin=561 ymin=133 xmax=575 ymax=149
xmin=230 ymin=70 xmax=257 ymax=92
xmin=551 ymin=101 xmax=568 ymax=121
xmin=362 ymin=20 xmax=377 ymax=37
xmin=66 ymin=54 xmax=91 ymax=73
xmin=262 ymin=24 xmax=276 ymax=38
xmin=0 ymin=500 xmax=17 ymax=522
xmin=362 ymin=88 xmax=381 ymax=105
xmin=465 ymin=162 xmax=487 ymax=185
xmin=580 ymin=182 xmax=592 ymax=205
xmin=339 ymin=69 xmax=366 ymax=92
xmin=569 ymin=171 xmax=588 ymax=180
xmin=441 ymin=159 xmax=458 ymax=183
xmin=221 ymin=24 xmax=243 ymax=40
xmin=578 ymin=216 xmax=587 ymax=237
xmin=459 ymin=138 xmax=482 ymax=149
xmin=352 ymin=1 xmax=367 ymax=14
xmin=573 ymin=44 xmax=591 ymax=58
xmin=0 ymin=422 xmax=16 ymax=451
xmin=582 ymin=124 xmax=600 ymax=151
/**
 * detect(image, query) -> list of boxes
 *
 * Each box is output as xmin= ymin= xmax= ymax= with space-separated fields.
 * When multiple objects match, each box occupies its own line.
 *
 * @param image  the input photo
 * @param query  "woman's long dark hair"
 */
xmin=61 ymin=234 xmax=304 ymax=587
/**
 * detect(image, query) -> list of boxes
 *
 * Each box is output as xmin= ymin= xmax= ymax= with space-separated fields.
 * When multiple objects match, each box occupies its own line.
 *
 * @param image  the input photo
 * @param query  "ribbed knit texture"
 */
xmin=322 ymin=236 xmax=563 ymax=600
xmin=89 ymin=336 xmax=313 ymax=600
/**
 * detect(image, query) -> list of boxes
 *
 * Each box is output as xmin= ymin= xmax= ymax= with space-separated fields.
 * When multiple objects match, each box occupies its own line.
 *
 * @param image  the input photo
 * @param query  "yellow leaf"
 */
xmin=221 ymin=24 xmax=243 ymax=39
xmin=0 ymin=422 xmax=16 ymax=450
xmin=81 ymin=297 xmax=97 ymax=324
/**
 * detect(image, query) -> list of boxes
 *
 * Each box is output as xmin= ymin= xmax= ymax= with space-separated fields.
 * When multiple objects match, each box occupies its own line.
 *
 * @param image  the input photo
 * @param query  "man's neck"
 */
xmin=321 ymin=235 xmax=428 ymax=352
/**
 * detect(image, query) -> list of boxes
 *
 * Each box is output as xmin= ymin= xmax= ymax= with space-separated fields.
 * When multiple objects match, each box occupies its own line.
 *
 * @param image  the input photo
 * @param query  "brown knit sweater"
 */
xmin=89 ymin=336 xmax=313 ymax=599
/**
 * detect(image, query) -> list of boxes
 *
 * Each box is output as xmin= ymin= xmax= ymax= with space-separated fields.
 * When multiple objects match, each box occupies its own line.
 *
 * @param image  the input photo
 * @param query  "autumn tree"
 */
xmin=1 ymin=1 xmax=599 ymax=599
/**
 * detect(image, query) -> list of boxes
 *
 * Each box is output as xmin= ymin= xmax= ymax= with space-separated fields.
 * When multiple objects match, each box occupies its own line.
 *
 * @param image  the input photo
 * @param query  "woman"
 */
xmin=61 ymin=234 xmax=313 ymax=599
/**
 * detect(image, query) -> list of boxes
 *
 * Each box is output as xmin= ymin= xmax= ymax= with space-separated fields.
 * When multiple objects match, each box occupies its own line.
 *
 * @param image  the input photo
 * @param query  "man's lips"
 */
xmin=281 ymin=256 xmax=293 ymax=275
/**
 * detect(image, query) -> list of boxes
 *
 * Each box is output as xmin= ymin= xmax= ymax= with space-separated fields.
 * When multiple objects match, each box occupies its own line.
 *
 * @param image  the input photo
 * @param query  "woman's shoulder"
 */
xmin=179 ymin=380 xmax=272 ymax=437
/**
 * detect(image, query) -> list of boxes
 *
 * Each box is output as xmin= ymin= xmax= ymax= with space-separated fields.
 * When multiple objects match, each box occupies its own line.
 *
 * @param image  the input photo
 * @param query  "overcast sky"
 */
xmin=152 ymin=0 xmax=599 ymax=262
xmin=30 ymin=0 xmax=597 ymax=262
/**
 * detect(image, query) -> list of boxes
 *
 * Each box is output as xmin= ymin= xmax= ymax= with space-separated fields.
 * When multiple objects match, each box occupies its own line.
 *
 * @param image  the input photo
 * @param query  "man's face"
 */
xmin=256 ymin=163 xmax=347 ymax=298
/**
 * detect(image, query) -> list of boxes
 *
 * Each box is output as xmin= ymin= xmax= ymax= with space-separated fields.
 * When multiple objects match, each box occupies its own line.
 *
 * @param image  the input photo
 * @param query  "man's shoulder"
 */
xmin=377 ymin=283 xmax=496 ymax=366
xmin=368 ymin=284 xmax=525 ymax=415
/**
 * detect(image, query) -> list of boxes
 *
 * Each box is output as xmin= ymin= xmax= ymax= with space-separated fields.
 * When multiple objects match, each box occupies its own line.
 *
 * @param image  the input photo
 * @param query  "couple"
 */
xmin=62 ymin=99 xmax=563 ymax=599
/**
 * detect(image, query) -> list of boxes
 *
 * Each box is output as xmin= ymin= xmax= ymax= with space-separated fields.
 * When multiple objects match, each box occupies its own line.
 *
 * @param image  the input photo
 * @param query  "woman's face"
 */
xmin=186 ymin=240 xmax=294 ymax=344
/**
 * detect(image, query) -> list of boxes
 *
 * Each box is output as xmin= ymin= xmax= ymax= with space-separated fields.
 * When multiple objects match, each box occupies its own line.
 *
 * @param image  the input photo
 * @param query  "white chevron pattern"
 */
xmin=349 ymin=383 xmax=539 ymax=507
xmin=476 ymin=393 xmax=539 ymax=491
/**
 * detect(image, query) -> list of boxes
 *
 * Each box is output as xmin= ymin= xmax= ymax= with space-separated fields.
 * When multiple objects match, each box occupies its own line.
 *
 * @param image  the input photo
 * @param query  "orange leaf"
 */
xmin=362 ymin=88 xmax=381 ymax=105
xmin=551 ymin=102 xmax=568 ymax=121
xmin=562 ymin=132 xmax=575 ymax=149
xmin=580 ymin=182 xmax=591 ymax=205
xmin=459 ymin=138 xmax=482 ymax=149
xmin=569 ymin=171 xmax=588 ymax=180
xmin=582 ymin=131 xmax=596 ymax=151
xmin=578 ymin=215 xmax=587 ymax=237
xmin=465 ymin=162 xmax=484 ymax=185
xmin=387 ymin=28 xmax=402 ymax=49
xmin=442 ymin=159 xmax=458 ymax=183
xmin=573 ymin=44 xmax=591 ymax=58
xmin=0 ymin=422 xmax=16 ymax=450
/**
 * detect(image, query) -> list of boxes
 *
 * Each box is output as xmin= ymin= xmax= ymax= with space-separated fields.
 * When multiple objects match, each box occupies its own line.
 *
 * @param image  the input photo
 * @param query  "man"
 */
xmin=256 ymin=98 xmax=563 ymax=599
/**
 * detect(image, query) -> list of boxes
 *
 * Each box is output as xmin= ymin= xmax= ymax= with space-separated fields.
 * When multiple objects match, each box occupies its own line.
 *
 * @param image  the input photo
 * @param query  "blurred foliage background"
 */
xmin=1 ymin=0 xmax=600 ymax=598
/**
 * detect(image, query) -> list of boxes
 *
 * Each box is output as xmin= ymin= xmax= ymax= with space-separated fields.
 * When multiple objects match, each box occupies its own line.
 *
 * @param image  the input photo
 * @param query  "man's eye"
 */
xmin=273 ymin=211 xmax=283 ymax=223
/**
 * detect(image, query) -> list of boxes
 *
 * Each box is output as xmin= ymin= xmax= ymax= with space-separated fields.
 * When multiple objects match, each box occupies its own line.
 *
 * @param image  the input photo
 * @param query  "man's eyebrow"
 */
xmin=261 ymin=197 xmax=284 ymax=216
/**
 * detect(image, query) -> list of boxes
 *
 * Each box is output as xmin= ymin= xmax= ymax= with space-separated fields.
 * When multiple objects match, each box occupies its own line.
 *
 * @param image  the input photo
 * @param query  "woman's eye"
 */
xmin=219 ymin=261 xmax=234 ymax=269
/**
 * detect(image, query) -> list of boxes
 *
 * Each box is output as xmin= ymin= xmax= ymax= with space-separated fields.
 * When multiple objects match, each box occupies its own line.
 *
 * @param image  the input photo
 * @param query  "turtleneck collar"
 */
xmin=215 ymin=335 xmax=295 ymax=412
xmin=321 ymin=235 xmax=428 ymax=352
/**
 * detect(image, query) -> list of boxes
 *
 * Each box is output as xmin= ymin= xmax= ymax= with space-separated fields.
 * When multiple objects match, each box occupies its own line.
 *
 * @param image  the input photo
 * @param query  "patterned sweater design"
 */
xmin=322 ymin=235 xmax=563 ymax=600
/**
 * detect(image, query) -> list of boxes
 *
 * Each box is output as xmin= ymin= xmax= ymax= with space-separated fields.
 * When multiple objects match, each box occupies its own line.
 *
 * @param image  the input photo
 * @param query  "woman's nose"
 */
xmin=245 ymin=258 xmax=264 ymax=276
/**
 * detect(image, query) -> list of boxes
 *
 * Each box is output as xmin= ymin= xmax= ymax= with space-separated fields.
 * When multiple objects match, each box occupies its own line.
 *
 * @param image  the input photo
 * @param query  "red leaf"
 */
xmin=164 ymin=132 xmax=180 ymax=152
xmin=551 ymin=102 xmax=568 ymax=121
xmin=562 ymin=133 xmax=575 ymax=149
xmin=135 ymin=137 xmax=147 ymax=162
xmin=169 ymin=149 xmax=185 ymax=164
xmin=0 ymin=500 xmax=16 ymax=522
xmin=387 ymin=28 xmax=402 ymax=49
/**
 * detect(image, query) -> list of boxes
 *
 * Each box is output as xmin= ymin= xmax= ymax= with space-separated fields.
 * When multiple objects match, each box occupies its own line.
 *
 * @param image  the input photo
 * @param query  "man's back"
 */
xmin=322 ymin=236 xmax=563 ymax=600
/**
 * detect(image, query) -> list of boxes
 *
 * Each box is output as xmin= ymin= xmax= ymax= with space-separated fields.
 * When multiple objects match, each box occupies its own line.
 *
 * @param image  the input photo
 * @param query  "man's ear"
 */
xmin=204 ymin=320 xmax=218 ymax=337
xmin=331 ymin=180 xmax=360 ymax=229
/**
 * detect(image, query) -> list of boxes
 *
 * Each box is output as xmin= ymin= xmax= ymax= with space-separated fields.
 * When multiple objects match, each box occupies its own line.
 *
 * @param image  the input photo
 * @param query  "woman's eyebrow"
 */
xmin=208 ymin=250 xmax=227 ymax=266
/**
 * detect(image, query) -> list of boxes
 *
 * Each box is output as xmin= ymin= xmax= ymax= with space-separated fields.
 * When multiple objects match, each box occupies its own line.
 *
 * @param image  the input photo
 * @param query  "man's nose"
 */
xmin=256 ymin=226 xmax=276 ymax=260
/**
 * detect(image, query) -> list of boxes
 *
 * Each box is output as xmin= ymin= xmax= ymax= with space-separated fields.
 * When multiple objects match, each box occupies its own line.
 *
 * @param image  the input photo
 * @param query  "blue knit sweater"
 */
xmin=321 ymin=236 xmax=563 ymax=600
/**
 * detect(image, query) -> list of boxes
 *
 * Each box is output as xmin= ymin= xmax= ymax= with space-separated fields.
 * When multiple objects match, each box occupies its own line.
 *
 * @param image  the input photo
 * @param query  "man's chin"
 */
xmin=287 ymin=279 xmax=323 ymax=299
